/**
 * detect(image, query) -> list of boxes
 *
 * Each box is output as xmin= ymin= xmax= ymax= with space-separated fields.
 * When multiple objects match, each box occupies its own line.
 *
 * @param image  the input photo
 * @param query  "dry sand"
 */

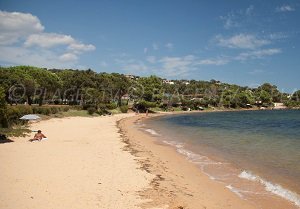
xmin=0 ymin=114 xmax=153 ymax=209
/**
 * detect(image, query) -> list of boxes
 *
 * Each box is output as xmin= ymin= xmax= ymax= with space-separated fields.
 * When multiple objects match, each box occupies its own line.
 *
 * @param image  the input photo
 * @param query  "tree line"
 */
xmin=1 ymin=66 xmax=300 ymax=127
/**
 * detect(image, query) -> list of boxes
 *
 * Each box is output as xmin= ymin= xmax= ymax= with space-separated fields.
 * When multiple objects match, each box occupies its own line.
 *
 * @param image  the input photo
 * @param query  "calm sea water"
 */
xmin=144 ymin=110 xmax=300 ymax=208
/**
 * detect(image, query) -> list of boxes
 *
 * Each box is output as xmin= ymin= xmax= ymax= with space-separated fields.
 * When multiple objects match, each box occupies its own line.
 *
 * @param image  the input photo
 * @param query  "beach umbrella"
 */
xmin=20 ymin=114 xmax=41 ymax=120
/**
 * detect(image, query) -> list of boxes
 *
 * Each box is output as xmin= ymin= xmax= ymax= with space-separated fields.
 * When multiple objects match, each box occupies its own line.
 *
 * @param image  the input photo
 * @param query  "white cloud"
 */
xmin=220 ymin=14 xmax=238 ymax=29
xmin=59 ymin=53 xmax=78 ymax=62
xmin=268 ymin=32 xmax=288 ymax=40
xmin=276 ymin=5 xmax=295 ymax=12
xmin=159 ymin=55 xmax=196 ymax=76
xmin=0 ymin=10 xmax=44 ymax=45
xmin=0 ymin=10 xmax=95 ymax=68
xmin=143 ymin=47 xmax=148 ymax=54
xmin=24 ymin=33 xmax=74 ymax=48
xmin=0 ymin=46 xmax=76 ymax=68
xmin=123 ymin=62 xmax=149 ymax=74
xmin=197 ymin=58 xmax=229 ymax=65
xmin=67 ymin=42 xmax=95 ymax=52
xmin=235 ymin=48 xmax=281 ymax=60
xmin=220 ymin=6 xmax=254 ymax=29
xmin=216 ymin=34 xmax=270 ymax=49
xmin=116 ymin=45 xmax=276 ymax=78
xmin=118 ymin=54 xmax=229 ymax=78
xmin=165 ymin=42 xmax=174 ymax=50
xmin=24 ymin=33 xmax=95 ymax=53
xmin=158 ymin=55 xmax=228 ymax=77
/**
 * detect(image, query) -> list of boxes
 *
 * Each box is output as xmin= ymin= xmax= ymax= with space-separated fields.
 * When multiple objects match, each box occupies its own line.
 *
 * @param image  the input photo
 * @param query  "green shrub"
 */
xmin=82 ymin=104 xmax=96 ymax=110
xmin=6 ymin=107 xmax=21 ymax=126
xmin=16 ymin=105 xmax=33 ymax=115
xmin=97 ymin=109 xmax=106 ymax=115
xmin=134 ymin=100 xmax=156 ymax=112
xmin=70 ymin=105 xmax=82 ymax=110
xmin=0 ymin=87 xmax=8 ymax=126
xmin=105 ymin=103 xmax=118 ymax=110
xmin=62 ymin=106 xmax=71 ymax=112
xmin=98 ymin=103 xmax=106 ymax=110
xmin=50 ymin=106 xmax=58 ymax=114
xmin=119 ymin=105 xmax=128 ymax=113
xmin=87 ymin=107 xmax=97 ymax=115
xmin=42 ymin=107 xmax=51 ymax=115
xmin=4 ymin=104 xmax=74 ymax=127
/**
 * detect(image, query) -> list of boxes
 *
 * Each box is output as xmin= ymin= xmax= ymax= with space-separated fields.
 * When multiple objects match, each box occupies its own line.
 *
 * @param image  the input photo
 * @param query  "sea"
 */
xmin=142 ymin=110 xmax=300 ymax=208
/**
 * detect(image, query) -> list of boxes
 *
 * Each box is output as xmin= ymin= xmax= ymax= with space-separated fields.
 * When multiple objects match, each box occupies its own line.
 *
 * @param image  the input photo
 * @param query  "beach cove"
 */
xmin=0 ymin=112 xmax=298 ymax=209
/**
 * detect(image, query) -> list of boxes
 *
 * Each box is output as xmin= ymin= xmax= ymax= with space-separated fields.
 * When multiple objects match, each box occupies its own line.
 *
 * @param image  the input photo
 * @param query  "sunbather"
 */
xmin=30 ymin=130 xmax=47 ymax=142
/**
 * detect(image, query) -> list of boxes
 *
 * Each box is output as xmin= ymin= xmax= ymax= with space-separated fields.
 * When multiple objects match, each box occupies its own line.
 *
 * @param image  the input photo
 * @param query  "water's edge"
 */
xmin=140 ymin=111 xmax=300 ymax=208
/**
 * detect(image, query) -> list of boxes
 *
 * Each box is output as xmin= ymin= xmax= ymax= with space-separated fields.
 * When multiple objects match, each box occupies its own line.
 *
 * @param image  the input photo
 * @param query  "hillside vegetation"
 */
xmin=1 ymin=66 xmax=299 ymax=129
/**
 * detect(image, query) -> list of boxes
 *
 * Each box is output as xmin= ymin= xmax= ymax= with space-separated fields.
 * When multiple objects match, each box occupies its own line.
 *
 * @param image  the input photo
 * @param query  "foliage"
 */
xmin=119 ymin=105 xmax=128 ymax=113
xmin=1 ymin=65 xmax=298 ymax=113
xmin=4 ymin=105 xmax=71 ymax=127
xmin=291 ymin=90 xmax=300 ymax=102
xmin=87 ymin=107 xmax=97 ymax=115
xmin=134 ymin=100 xmax=157 ymax=111
xmin=0 ymin=126 xmax=31 ymax=137
xmin=0 ymin=66 xmax=61 ymax=106
xmin=105 ymin=102 xmax=118 ymax=110
xmin=0 ymin=87 xmax=8 ymax=128
xmin=284 ymin=100 xmax=300 ymax=108
xmin=61 ymin=110 xmax=90 ymax=117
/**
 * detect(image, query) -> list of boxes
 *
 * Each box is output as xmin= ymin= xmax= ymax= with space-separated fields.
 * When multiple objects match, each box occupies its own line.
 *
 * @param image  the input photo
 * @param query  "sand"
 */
xmin=0 ymin=114 xmax=153 ymax=209
xmin=0 ymin=113 xmax=280 ymax=209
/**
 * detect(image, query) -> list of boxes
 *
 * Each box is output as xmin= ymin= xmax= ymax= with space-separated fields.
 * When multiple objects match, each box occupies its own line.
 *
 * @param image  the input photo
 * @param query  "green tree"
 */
xmin=111 ymin=73 xmax=130 ymax=106
xmin=258 ymin=83 xmax=282 ymax=102
xmin=1 ymin=66 xmax=62 ymax=106
xmin=220 ymin=89 xmax=238 ymax=108
xmin=138 ymin=75 xmax=163 ymax=102
xmin=236 ymin=90 xmax=255 ymax=107
xmin=259 ymin=90 xmax=272 ymax=104
xmin=291 ymin=90 xmax=300 ymax=101
xmin=0 ymin=87 xmax=8 ymax=128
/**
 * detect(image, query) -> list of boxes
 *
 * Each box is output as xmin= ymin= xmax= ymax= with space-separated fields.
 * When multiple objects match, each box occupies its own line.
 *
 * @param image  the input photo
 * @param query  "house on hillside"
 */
xmin=273 ymin=103 xmax=287 ymax=109
xmin=162 ymin=79 xmax=174 ymax=85
xmin=125 ymin=74 xmax=140 ymax=80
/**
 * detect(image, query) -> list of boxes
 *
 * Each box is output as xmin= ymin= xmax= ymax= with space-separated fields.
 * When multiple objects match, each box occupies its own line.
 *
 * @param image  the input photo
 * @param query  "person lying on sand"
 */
xmin=29 ymin=130 xmax=47 ymax=142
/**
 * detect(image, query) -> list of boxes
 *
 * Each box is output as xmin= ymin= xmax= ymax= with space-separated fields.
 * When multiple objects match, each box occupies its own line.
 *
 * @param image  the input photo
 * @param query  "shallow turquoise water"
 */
xmin=145 ymin=110 xmax=300 ymax=206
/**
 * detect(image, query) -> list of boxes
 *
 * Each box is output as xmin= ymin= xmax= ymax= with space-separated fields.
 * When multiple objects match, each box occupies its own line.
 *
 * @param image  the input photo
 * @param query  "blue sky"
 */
xmin=0 ymin=0 xmax=299 ymax=92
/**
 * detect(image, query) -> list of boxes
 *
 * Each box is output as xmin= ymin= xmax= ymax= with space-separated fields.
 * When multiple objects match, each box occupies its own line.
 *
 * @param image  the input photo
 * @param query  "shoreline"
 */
xmin=1 ymin=110 xmax=298 ymax=209
xmin=119 ymin=114 xmax=258 ymax=209
xmin=119 ymin=112 xmax=299 ymax=209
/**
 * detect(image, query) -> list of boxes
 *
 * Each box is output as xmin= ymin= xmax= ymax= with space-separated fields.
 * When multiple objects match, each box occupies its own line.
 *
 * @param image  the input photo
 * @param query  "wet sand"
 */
xmin=119 ymin=114 xmax=259 ymax=209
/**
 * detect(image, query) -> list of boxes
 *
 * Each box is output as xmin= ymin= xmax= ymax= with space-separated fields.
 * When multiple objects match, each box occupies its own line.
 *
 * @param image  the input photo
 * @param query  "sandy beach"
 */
xmin=0 ymin=114 xmax=153 ymax=209
xmin=0 ymin=113 xmax=288 ymax=209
